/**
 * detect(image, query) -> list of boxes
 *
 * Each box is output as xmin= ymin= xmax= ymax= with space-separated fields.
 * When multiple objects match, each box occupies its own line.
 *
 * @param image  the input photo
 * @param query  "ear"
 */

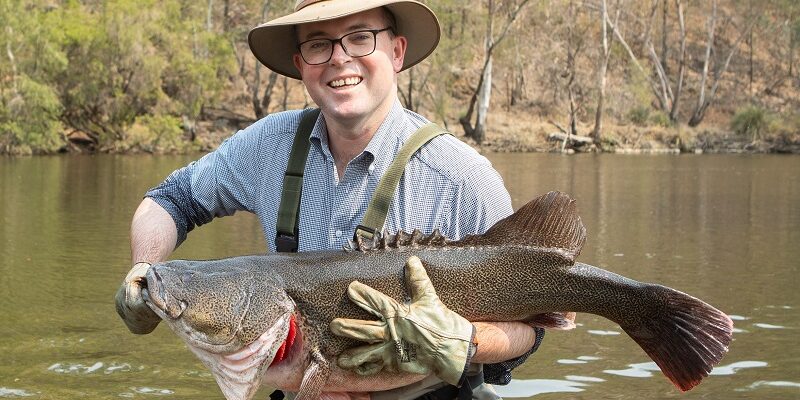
xmin=292 ymin=53 xmax=304 ymax=78
xmin=391 ymin=35 xmax=408 ymax=73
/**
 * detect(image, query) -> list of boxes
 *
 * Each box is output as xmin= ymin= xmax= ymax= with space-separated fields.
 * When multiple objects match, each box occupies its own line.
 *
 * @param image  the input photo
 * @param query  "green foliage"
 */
xmin=126 ymin=114 xmax=191 ymax=153
xmin=731 ymin=106 xmax=770 ymax=141
xmin=650 ymin=111 xmax=672 ymax=128
xmin=0 ymin=0 xmax=235 ymax=154
xmin=0 ymin=76 xmax=64 ymax=154
xmin=628 ymin=106 xmax=650 ymax=126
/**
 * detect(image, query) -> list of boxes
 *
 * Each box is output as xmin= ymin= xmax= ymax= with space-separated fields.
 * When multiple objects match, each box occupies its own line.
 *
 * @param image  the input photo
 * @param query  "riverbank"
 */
xmin=456 ymin=113 xmax=800 ymax=155
xmin=55 ymin=114 xmax=800 ymax=156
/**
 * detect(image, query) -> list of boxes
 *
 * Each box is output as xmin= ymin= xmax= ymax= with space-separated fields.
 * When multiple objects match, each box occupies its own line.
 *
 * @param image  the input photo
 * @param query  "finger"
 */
xmin=404 ymin=256 xmax=437 ymax=302
xmin=125 ymin=262 xmax=151 ymax=284
xmin=330 ymin=318 xmax=387 ymax=342
xmin=347 ymin=281 xmax=400 ymax=318
xmin=124 ymin=263 xmax=151 ymax=303
xmin=337 ymin=341 xmax=393 ymax=370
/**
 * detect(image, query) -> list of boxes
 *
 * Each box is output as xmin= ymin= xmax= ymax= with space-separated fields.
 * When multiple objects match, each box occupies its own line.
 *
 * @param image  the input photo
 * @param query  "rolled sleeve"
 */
xmin=145 ymin=127 xmax=262 ymax=245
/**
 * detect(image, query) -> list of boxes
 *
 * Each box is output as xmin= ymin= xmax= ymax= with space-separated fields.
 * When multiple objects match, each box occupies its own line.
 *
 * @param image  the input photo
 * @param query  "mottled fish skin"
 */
xmin=137 ymin=191 xmax=733 ymax=399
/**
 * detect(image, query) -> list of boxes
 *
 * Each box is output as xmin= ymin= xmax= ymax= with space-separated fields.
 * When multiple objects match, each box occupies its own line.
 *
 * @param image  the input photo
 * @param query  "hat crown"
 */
xmin=295 ymin=0 xmax=323 ymax=12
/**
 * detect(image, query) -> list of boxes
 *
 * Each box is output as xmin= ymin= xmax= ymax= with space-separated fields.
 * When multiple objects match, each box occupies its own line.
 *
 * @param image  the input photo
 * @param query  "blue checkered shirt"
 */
xmin=145 ymin=99 xmax=542 ymax=384
xmin=146 ymin=100 xmax=513 ymax=250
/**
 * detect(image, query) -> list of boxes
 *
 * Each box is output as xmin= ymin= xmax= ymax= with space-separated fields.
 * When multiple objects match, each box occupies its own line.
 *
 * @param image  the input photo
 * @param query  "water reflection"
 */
xmin=1 ymin=154 xmax=798 ymax=399
xmin=494 ymin=379 xmax=590 ymax=397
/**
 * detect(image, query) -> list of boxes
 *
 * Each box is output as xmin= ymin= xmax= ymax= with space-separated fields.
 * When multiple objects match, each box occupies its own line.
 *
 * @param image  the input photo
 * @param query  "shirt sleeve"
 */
xmin=145 ymin=124 xmax=264 ymax=245
xmin=444 ymin=164 xmax=514 ymax=239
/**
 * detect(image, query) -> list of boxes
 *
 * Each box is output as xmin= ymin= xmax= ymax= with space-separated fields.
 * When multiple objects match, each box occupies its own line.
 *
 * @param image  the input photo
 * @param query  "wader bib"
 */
xmin=273 ymin=109 xmax=499 ymax=400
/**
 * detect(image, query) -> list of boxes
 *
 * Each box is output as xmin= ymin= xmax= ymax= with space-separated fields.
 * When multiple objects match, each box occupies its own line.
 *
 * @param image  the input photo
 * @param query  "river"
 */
xmin=0 ymin=153 xmax=797 ymax=399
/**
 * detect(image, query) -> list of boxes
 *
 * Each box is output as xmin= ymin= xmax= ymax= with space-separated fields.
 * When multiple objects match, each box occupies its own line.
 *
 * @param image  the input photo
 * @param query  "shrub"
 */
xmin=731 ymin=106 xmax=770 ymax=141
xmin=628 ymin=106 xmax=650 ymax=126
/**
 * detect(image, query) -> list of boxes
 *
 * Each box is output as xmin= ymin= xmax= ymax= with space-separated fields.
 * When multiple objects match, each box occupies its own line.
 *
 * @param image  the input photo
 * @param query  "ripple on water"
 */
xmin=0 ymin=388 xmax=35 ymax=398
xmin=558 ymin=355 xmax=603 ymax=365
xmin=603 ymin=362 xmax=660 ymax=378
xmin=738 ymin=380 xmax=800 ymax=391
xmin=753 ymin=323 xmax=787 ymax=329
xmin=120 ymin=387 xmax=175 ymax=397
xmin=565 ymin=375 xmax=606 ymax=383
xmin=493 ymin=379 xmax=590 ymax=398
xmin=47 ymin=362 xmax=138 ymax=375
xmin=586 ymin=330 xmax=621 ymax=336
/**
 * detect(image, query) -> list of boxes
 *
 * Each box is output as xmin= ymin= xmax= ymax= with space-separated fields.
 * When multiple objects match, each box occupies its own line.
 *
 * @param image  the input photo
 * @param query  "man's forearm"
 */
xmin=471 ymin=321 xmax=538 ymax=364
xmin=131 ymin=198 xmax=178 ymax=264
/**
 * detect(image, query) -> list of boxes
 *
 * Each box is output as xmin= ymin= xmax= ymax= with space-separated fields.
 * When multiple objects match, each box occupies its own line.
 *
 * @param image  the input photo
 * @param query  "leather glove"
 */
xmin=330 ymin=256 xmax=476 ymax=386
xmin=115 ymin=262 xmax=161 ymax=334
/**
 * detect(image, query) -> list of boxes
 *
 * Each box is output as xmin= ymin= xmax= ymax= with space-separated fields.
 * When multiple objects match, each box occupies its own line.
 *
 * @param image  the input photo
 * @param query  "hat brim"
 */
xmin=248 ymin=0 xmax=440 ymax=80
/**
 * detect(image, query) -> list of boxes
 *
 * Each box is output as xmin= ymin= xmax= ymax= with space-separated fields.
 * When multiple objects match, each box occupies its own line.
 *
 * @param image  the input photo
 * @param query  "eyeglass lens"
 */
xmin=299 ymin=30 xmax=379 ymax=65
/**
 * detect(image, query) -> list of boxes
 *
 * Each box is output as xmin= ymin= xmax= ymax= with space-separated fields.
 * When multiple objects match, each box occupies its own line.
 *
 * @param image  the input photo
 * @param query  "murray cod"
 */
xmin=132 ymin=191 xmax=733 ymax=400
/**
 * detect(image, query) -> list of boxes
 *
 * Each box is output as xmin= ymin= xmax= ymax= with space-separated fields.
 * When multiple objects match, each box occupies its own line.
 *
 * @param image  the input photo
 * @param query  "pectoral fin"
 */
xmin=526 ymin=312 xmax=577 ymax=330
xmin=295 ymin=348 xmax=330 ymax=400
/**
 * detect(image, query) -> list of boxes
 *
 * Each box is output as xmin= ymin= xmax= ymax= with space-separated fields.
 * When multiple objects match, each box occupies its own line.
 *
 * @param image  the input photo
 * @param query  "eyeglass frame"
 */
xmin=296 ymin=27 xmax=395 ymax=65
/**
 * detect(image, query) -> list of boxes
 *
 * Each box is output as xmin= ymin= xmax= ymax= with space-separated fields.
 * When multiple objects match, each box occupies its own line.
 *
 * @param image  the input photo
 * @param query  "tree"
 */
xmin=460 ymin=0 xmax=531 ymax=144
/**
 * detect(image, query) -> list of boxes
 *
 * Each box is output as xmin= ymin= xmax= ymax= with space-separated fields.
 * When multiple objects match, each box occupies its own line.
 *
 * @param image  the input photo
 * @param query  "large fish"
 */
xmin=133 ymin=191 xmax=733 ymax=400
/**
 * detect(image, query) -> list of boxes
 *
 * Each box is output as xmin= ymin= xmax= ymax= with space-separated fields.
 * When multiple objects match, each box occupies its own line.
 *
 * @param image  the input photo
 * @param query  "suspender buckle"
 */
xmin=354 ymin=225 xmax=382 ymax=242
xmin=275 ymin=234 xmax=298 ymax=253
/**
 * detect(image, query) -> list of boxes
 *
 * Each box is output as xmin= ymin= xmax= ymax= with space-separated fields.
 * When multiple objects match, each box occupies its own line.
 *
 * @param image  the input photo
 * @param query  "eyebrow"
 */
xmin=302 ymin=23 xmax=375 ymax=40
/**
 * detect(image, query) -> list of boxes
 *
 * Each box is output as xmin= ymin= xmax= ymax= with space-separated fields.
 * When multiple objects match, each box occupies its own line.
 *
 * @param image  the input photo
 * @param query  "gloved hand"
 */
xmin=114 ymin=262 xmax=161 ymax=334
xmin=330 ymin=256 xmax=476 ymax=386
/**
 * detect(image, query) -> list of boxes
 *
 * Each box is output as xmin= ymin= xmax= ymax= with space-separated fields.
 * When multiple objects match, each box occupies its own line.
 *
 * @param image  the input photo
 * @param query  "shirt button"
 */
xmin=335 ymin=230 xmax=342 ymax=238
xmin=368 ymin=163 xmax=375 ymax=175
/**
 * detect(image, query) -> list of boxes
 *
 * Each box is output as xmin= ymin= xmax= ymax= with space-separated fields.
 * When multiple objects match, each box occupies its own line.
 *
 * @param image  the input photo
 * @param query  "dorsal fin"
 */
xmin=344 ymin=192 xmax=586 ymax=258
xmin=455 ymin=191 xmax=586 ymax=260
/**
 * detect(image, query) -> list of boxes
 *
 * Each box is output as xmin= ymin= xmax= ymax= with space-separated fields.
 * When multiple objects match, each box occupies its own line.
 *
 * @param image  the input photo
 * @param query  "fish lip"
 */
xmin=142 ymin=266 xmax=185 ymax=320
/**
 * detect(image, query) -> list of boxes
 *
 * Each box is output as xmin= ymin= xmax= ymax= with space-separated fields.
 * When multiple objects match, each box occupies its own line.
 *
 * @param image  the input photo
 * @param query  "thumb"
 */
xmin=404 ymin=256 xmax=437 ymax=303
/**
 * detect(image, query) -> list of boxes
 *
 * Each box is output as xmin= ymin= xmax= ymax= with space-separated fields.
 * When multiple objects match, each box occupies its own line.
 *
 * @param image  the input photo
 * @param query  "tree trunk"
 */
xmin=592 ymin=0 xmax=611 ymax=142
xmin=689 ymin=3 xmax=755 ymax=126
xmin=669 ymin=0 xmax=686 ymax=121
xmin=5 ymin=26 xmax=18 ymax=95
xmin=474 ymin=56 xmax=492 ymax=143
xmin=461 ymin=0 xmax=531 ymax=144
xmin=661 ymin=0 xmax=669 ymax=75
xmin=688 ymin=0 xmax=717 ymax=127
xmin=207 ymin=0 xmax=214 ymax=33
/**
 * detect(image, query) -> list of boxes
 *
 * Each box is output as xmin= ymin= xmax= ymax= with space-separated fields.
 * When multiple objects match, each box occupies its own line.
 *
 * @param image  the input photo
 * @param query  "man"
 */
xmin=117 ymin=0 xmax=543 ymax=398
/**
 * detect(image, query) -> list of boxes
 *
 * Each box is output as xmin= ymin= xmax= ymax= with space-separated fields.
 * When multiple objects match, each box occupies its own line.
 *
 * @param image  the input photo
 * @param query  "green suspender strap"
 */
xmin=354 ymin=123 xmax=449 ymax=241
xmin=275 ymin=108 xmax=321 ymax=253
xmin=275 ymin=113 xmax=449 ymax=252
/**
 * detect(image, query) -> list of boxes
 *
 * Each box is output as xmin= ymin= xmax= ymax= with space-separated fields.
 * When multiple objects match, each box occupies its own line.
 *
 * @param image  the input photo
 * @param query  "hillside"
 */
xmin=2 ymin=0 xmax=799 ymax=154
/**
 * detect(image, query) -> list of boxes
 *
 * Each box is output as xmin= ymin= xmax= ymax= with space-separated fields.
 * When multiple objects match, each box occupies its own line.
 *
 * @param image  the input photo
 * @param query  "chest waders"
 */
xmin=272 ymin=109 xmax=493 ymax=400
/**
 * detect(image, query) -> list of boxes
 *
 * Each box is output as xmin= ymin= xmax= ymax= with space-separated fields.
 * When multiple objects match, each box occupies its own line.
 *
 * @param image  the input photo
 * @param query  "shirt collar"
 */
xmin=309 ymin=100 xmax=412 ymax=168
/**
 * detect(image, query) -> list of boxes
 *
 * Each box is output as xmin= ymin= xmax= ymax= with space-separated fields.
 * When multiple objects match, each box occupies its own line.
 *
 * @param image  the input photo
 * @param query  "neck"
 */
xmin=324 ymin=101 xmax=394 ymax=178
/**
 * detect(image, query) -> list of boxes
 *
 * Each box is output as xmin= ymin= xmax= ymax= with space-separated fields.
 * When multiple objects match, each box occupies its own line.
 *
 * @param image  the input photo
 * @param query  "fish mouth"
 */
xmin=141 ymin=267 xmax=186 ymax=320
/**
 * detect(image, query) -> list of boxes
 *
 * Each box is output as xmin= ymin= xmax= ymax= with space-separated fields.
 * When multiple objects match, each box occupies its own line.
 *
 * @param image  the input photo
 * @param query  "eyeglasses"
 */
xmin=297 ymin=27 xmax=394 ymax=65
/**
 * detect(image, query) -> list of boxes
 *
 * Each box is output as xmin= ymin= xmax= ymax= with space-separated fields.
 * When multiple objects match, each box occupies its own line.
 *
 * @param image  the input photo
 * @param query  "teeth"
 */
xmin=329 ymin=77 xmax=361 ymax=88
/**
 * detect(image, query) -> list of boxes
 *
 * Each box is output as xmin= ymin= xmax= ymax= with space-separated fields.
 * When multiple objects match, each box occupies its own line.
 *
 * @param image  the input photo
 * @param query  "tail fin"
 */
xmin=457 ymin=191 xmax=586 ymax=261
xmin=621 ymin=285 xmax=733 ymax=391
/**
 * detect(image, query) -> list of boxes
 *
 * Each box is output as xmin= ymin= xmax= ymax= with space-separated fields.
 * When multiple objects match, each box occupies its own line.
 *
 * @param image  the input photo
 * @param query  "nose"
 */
xmin=329 ymin=40 xmax=351 ymax=65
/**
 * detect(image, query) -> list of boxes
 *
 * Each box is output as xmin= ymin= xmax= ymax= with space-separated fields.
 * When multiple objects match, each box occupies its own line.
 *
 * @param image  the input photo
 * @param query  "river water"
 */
xmin=0 ymin=153 xmax=798 ymax=399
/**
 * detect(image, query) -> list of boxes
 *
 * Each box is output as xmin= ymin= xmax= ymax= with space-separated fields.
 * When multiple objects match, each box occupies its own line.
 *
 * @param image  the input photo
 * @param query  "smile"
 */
xmin=328 ymin=77 xmax=362 ymax=88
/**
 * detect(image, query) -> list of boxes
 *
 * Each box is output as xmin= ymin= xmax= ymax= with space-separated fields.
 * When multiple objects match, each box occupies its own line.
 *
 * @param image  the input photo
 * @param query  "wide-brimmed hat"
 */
xmin=248 ymin=0 xmax=440 ymax=80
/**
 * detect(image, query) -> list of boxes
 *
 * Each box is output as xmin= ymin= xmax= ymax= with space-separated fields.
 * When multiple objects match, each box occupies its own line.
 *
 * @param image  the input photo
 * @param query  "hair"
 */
xmin=381 ymin=6 xmax=397 ymax=35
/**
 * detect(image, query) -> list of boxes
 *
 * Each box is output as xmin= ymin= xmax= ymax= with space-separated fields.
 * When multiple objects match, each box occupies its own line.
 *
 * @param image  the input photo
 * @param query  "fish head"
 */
xmin=142 ymin=259 xmax=297 ymax=400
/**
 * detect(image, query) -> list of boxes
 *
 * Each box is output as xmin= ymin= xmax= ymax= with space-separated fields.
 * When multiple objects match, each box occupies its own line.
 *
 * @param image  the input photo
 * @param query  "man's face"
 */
xmin=293 ymin=9 xmax=407 ymax=124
